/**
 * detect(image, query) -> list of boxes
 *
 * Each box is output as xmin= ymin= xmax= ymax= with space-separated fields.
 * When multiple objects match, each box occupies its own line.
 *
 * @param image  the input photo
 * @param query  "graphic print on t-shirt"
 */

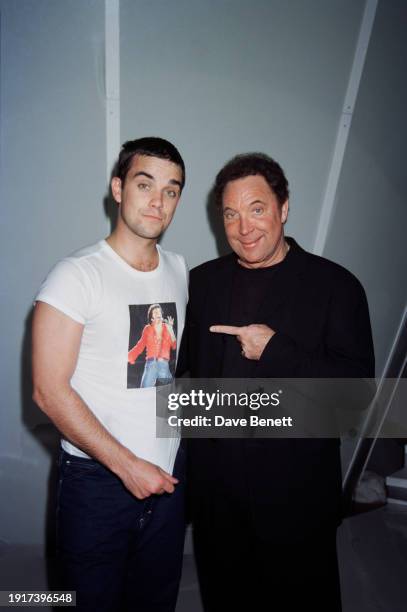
xmin=127 ymin=302 xmax=178 ymax=389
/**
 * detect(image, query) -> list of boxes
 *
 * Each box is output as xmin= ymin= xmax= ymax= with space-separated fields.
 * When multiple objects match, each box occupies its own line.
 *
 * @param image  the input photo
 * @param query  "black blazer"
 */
xmin=177 ymin=238 xmax=375 ymax=537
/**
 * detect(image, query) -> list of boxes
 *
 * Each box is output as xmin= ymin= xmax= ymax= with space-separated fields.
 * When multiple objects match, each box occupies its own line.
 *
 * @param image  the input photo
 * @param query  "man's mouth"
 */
xmin=239 ymin=237 xmax=261 ymax=248
xmin=143 ymin=214 xmax=163 ymax=221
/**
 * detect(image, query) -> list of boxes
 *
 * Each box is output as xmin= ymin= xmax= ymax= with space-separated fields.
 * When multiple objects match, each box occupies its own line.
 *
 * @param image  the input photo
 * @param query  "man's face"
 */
xmin=111 ymin=155 xmax=183 ymax=240
xmin=222 ymin=175 xmax=288 ymax=269
xmin=151 ymin=307 xmax=163 ymax=323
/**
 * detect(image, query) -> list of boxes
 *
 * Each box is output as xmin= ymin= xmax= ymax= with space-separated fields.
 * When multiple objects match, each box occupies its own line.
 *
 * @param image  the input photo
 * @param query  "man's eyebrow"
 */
xmin=168 ymin=179 xmax=182 ymax=188
xmin=133 ymin=171 xmax=182 ymax=188
xmin=133 ymin=171 xmax=154 ymax=180
xmin=223 ymin=199 xmax=263 ymax=210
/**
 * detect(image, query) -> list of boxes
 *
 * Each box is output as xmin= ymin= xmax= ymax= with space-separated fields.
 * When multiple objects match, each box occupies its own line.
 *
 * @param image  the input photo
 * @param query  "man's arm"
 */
xmin=165 ymin=315 xmax=177 ymax=345
xmin=256 ymin=277 xmax=375 ymax=378
xmin=211 ymin=274 xmax=375 ymax=378
xmin=128 ymin=326 xmax=148 ymax=364
xmin=210 ymin=324 xmax=273 ymax=361
xmin=32 ymin=302 xmax=178 ymax=498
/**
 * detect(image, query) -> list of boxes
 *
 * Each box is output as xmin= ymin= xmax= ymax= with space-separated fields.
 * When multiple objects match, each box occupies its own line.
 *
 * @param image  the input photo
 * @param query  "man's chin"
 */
xmin=133 ymin=226 xmax=164 ymax=240
xmin=236 ymin=249 xmax=262 ymax=264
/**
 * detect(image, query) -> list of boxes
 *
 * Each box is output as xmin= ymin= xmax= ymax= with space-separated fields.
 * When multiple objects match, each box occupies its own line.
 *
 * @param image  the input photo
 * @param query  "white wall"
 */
xmin=0 ymin=0 xmax=106 ymax=547
xmin=0 ymin=0 xmax=405 ymax=554
xmin=120 ymin=0 xmax=365 ymax=264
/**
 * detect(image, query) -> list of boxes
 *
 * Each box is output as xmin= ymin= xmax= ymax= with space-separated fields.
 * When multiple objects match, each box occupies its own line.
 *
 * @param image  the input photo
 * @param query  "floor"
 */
xmin=176 ymin=503 xmax=407 ymax=612
xmin=0 ymin=503 xmax=406 ymax=611
xmin=337 ymin=503 xmax=407 ymax=612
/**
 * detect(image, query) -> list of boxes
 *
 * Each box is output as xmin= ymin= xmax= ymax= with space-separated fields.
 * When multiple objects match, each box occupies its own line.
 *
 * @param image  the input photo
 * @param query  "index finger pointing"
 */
xmin=210 ymin=325 xmax=242 ymax=335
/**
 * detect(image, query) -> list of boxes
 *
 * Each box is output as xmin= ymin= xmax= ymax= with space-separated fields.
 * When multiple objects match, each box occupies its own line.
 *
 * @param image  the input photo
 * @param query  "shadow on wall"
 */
xmin=104 ymin=188 xmax=118 ymax=235
xmin=16 ymin=179 xmax=116 ymax=589
xmin=20 ymin=308 xmax=61 ymax=589
xmin=104 ymin=162 xmax=118 ymax=234
xmin=206 ymin=184 xmax=231 ymax=258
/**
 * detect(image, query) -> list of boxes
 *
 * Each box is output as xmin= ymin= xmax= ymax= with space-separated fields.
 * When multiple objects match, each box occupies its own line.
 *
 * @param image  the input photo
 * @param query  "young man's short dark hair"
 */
xmin=214 ymin=152 xmax=289 ymax=207
xmin=116 ymin=137 xmax=185 ymax=188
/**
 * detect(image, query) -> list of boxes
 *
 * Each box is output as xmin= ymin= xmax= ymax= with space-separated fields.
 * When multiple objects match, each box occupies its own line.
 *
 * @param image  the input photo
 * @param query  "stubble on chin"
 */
xmin=124 ymin=218 xmax=164 ymax=241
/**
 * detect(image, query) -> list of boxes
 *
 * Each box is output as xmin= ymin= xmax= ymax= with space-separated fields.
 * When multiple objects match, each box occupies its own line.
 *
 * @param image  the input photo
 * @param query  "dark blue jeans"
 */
xmin=57 ymin=447 xmax=185 ymax=612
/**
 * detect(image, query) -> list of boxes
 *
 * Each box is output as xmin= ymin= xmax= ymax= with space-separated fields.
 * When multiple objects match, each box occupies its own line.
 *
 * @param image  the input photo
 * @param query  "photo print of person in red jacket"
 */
xmin=128 ymin=302 xmax=177 ymax=388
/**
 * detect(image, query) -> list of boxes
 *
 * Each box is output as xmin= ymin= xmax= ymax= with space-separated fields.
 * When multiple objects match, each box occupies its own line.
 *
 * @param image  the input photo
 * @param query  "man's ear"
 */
xmin=111 ymin=177 xmax=122 ymax=204
xmin=281 ymin=199 xmax=289 ymax=224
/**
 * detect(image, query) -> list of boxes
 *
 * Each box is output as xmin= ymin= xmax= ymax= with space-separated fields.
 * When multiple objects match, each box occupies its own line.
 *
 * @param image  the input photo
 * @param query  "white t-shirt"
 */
xmin=36 ymin=240 xmax=188 ymax=474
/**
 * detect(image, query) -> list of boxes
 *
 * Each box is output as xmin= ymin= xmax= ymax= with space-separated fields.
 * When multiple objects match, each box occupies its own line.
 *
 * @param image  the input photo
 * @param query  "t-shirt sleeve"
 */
xmin=178 ymin=254 xmax=189 ymax=286
xmin=35 ymin=258 xmax=91 ymax=325
xmin=183 ymin=256 xmax=189 ymax=283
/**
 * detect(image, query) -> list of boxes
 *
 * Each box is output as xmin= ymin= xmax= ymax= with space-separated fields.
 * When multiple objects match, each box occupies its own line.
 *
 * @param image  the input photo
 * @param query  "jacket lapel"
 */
xmin=208 ymin=255 xmax=237 ymax=322
xmin=204 ymin=255 xmax=237 ymax=377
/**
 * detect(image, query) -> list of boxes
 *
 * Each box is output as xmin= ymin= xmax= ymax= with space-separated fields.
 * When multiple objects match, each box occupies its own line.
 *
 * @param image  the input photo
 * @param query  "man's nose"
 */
xmin=239 ymin=215 xmax=253 ymax=235
xmin=150 ymin=191 xmax=164 ymax=208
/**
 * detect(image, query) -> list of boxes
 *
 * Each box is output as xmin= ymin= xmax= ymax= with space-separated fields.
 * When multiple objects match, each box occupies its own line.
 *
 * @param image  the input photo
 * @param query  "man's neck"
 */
xmin=106 ymin=231 xmax=159 ymax=272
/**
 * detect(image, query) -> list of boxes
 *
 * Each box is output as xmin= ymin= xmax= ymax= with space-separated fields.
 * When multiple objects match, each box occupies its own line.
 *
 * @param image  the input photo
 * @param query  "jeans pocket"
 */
xmin=59 ymin=452 xmax=101 ymax=483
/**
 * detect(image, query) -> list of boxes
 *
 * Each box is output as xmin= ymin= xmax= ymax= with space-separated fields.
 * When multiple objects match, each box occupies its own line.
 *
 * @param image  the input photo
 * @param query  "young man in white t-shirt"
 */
xmin=32 ymin=137 xmax=188 ymax=612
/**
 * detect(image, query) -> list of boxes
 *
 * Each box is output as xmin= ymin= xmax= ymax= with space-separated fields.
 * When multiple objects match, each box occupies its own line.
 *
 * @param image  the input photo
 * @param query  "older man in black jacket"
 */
xmin=177 ymin=153 xmax=374 ymax=611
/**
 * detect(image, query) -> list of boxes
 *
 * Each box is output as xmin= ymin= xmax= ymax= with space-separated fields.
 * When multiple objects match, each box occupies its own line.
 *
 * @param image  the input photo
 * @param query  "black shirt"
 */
xmin=221 ymin=253 xmax=289 ymax=378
